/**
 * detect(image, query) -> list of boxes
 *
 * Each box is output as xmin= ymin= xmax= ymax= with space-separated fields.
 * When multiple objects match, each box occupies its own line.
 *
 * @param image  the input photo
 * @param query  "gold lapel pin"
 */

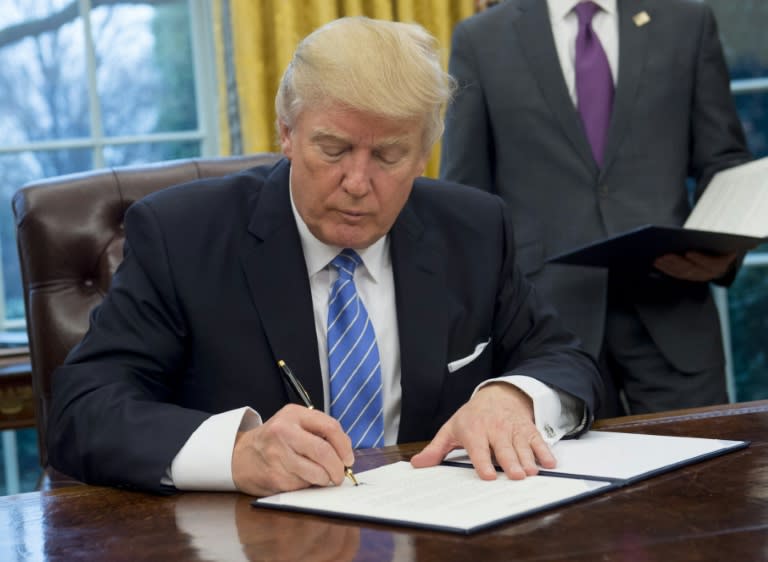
xmin=633 ymin=11 xmax=651 ymax=27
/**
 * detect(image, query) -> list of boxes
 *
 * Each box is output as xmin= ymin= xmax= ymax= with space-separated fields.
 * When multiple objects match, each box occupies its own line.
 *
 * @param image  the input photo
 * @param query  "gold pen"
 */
xmin=277 ymin=359 xmax=359 ymax=486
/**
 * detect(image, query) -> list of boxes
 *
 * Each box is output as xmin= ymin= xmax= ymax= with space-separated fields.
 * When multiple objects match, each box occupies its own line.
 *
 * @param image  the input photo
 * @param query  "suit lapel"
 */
xmin=240 ymin=169 xmax=460 ymax=436
xmin=239 ymin=160 xmax=324 ymax=406
xmin=601 ymin=0 xmax=650 ymax=177
xmin=513 ymin=0 xmax=597 ymax=173
xmin=390 ymin=194 xmax=455 ymax=442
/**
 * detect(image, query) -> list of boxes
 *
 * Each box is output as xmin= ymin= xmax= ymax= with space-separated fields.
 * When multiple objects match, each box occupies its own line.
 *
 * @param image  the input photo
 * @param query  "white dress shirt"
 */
xmin=547 ymin=0 xmax=619 ymax=104
xmin=168 ymin=176 xmax=584 ymax=490
xmin=297 ymin=207 xmax=403 ymax=445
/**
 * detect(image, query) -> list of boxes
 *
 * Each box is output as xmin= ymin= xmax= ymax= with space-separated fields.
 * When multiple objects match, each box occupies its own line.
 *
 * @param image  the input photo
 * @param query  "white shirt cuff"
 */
xmin=166 ymin=407 xmax=262 ymax=491
xmin=474 ymin=375 xmax=586 ymax=445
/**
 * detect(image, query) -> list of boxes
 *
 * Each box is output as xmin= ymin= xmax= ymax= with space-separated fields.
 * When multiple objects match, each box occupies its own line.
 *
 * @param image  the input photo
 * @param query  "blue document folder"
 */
xmin=548 ymin=225 xmax=764 ymax=270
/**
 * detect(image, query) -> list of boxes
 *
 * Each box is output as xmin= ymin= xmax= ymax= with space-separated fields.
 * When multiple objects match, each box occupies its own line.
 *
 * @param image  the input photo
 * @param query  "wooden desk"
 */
xmin=2 ymin=401 xmax=766 ymax=561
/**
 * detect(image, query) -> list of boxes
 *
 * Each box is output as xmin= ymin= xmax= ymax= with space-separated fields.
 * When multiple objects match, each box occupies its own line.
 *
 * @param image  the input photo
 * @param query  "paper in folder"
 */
xmin=548 ymin=157 xmax=768 ymax=269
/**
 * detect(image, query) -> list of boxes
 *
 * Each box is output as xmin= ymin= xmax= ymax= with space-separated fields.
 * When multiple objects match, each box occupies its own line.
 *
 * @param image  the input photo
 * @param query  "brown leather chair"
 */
xmin=12 ymin=153 xmax=283 ymax=474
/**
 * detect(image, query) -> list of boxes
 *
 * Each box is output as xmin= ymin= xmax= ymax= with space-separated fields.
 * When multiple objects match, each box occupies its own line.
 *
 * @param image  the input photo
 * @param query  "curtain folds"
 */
xmin=214 ymin=0 xmax=475 ymax=178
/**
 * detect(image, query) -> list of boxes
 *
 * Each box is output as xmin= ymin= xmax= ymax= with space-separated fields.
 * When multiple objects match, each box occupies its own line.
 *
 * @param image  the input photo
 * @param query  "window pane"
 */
xmin=703 ymin=2 xmax=768 ymax=403
xmin=104 ymin=141 xmax=201 ymax=167
xmin=728 ymin=264 xmax=768 ymax=401
xmin=93 ymin=0 xmax=198 ymax=137
xmin=705 ymin=2 xmax=768 ymax=75
xmin=1 ymin=149 xmax=94 ymax=325
xmin=704 ymin=2 xmax=768 ymax=157
xmin=0 ymin=1 xmax=89 ymax=145
xmin=0 ymin=429 xmax=41 ymax=495
xmin=733 ymin=91 xmax=768 ymax=157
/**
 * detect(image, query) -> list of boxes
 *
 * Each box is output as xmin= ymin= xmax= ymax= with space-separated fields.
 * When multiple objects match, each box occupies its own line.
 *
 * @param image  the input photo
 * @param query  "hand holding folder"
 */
xmin=653 ymin=249 xmax=739 ymax=283
xmin=549 ymin=157 xmax=768 ymax=271
xmin=548 ymin=225 xmax=761 ymax=271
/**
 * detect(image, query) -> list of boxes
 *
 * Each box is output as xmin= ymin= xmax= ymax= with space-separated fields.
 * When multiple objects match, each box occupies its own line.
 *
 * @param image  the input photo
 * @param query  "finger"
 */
xmin=299 ymin=409 xmax=355 ymax=468
xmin=266 ymin=437 xmax=333 ymax=491
xmin=509 ymin=430 xmax=556 ymax=476
xmin=685 ymin=251 xmax=738 ymax=276
xmin=257 ymin=420 xmax=344 ymax=489
xmin=531 ymin=434 xmax=556 ymax=469
xmin=291 ymin=409 xmax=355 ymax=485
xmin=282 ymin=441 xmax=342 ymax=487
xmin=462 ymin=432 xmax=498 ymax=481
xmin=653 ymin=254 xmax=690 ymax=275
xmin=489 ymin=441 xmax=526 ymax=480
xmin=254 ymin=471 xmax=310 ymax=495
xmin=686 ymin=250 xmax=737 ymax=265
xmin=653 ymin=254 xmax=707 ymax=281
xmin=655 ymin=251 xmax=737 ymax=282
xmin=234 ymin=439 xmax=313 ymax=496
xmin=289 ymin=432 xmax=349 ymax=486
xmin=410 ymin=426 xmax=456 ymax=469
xmin=513 ymin=433 xmax=542 ymax=477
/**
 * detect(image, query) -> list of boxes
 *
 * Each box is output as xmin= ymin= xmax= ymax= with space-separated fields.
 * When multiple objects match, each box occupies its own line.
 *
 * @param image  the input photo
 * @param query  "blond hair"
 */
xmin=275 ymin=16 xmax=454 ymax=151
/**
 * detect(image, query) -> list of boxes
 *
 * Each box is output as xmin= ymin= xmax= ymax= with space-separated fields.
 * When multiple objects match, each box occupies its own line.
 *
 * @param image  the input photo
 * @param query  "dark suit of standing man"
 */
xmin=440 ymin=0 xmax=752 ymax=416
xmin=47 ymin=16 xmax=604 ymax=496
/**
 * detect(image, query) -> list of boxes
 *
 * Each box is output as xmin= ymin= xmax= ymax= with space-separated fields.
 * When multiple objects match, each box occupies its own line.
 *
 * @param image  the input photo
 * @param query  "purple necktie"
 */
xmin=574 ymin=2 xmax=614 ymax=166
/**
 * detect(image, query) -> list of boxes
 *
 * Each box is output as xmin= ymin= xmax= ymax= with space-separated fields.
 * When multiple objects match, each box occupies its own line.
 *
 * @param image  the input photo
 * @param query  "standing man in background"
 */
xmin=440 ymin=0 xmax=752 ymax=416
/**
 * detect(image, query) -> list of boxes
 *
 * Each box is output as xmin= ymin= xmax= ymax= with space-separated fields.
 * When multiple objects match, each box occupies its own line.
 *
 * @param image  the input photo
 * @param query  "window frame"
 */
xmin=0 ymin=0 xmax=219 ymax=330
xmin=715 ymin=76 xmax=768 ymax=401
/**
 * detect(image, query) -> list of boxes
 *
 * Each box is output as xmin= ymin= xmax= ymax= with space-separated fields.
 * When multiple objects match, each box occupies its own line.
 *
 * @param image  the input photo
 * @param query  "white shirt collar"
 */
xmin=288 ymin=179 xmax=389 ymax=283
xmin=548 ymin=0 xmax=617 ymax=21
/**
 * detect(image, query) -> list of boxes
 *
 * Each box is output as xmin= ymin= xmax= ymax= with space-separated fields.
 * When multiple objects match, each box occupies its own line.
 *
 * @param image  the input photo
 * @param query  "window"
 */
xmin=0 ymin=0 xmax=217 ymax=495
xmin=0 ymin=0 xmax=217 ymax=337
xmin=704 ymin=1 xmax=768 ymax=401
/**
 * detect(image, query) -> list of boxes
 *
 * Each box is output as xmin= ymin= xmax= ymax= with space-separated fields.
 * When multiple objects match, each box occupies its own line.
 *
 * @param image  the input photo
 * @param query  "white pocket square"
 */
xmin=447 ymin=339 xmax=491 ymax=373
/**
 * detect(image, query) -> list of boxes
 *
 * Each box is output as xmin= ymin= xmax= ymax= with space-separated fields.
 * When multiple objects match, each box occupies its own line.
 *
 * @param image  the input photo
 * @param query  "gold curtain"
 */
xmin=213 ymin=0 xmax=476 ymax=178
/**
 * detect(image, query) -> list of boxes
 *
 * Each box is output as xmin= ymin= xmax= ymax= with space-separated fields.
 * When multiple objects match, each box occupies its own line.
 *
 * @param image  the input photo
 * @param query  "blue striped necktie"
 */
xmin=327 ymin=249 xmax=384 ymax=448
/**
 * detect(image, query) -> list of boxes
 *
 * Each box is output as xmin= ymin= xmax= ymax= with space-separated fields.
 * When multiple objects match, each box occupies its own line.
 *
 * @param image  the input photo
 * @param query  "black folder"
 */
xmin=548 ymin=225 xmax=764 ymax=270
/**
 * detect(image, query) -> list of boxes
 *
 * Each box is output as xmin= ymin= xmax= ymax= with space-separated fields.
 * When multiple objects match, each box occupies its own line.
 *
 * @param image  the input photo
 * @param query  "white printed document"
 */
xmin=253 ymin=431 xmax=747 ymax=534
xmin=685 ymin=157 xmax=768 ymax=237
xmin=445 ymin=431 xmax=747 ymax=483
xmin=254 ymin=461 xmax=611 ymax=534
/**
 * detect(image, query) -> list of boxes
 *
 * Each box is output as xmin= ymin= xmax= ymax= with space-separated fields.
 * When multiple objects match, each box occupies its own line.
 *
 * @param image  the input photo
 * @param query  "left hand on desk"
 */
xmin=410 ymin=382 xmax=556 ymax=480
xmin=653 ymin=251 xmax=738 ymax=282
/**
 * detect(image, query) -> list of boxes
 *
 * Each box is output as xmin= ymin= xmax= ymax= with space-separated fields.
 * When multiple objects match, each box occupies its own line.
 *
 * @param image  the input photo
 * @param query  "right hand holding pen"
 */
xmin=231 ymin=404 xmax=354 ymax=496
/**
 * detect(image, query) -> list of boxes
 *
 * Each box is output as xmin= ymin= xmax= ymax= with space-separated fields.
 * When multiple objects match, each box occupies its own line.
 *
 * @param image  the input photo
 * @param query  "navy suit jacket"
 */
xmin=48 ymin=158 xmax=603 ymax=493
xmin=440 ymin=0 xmax=751 ymax=373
